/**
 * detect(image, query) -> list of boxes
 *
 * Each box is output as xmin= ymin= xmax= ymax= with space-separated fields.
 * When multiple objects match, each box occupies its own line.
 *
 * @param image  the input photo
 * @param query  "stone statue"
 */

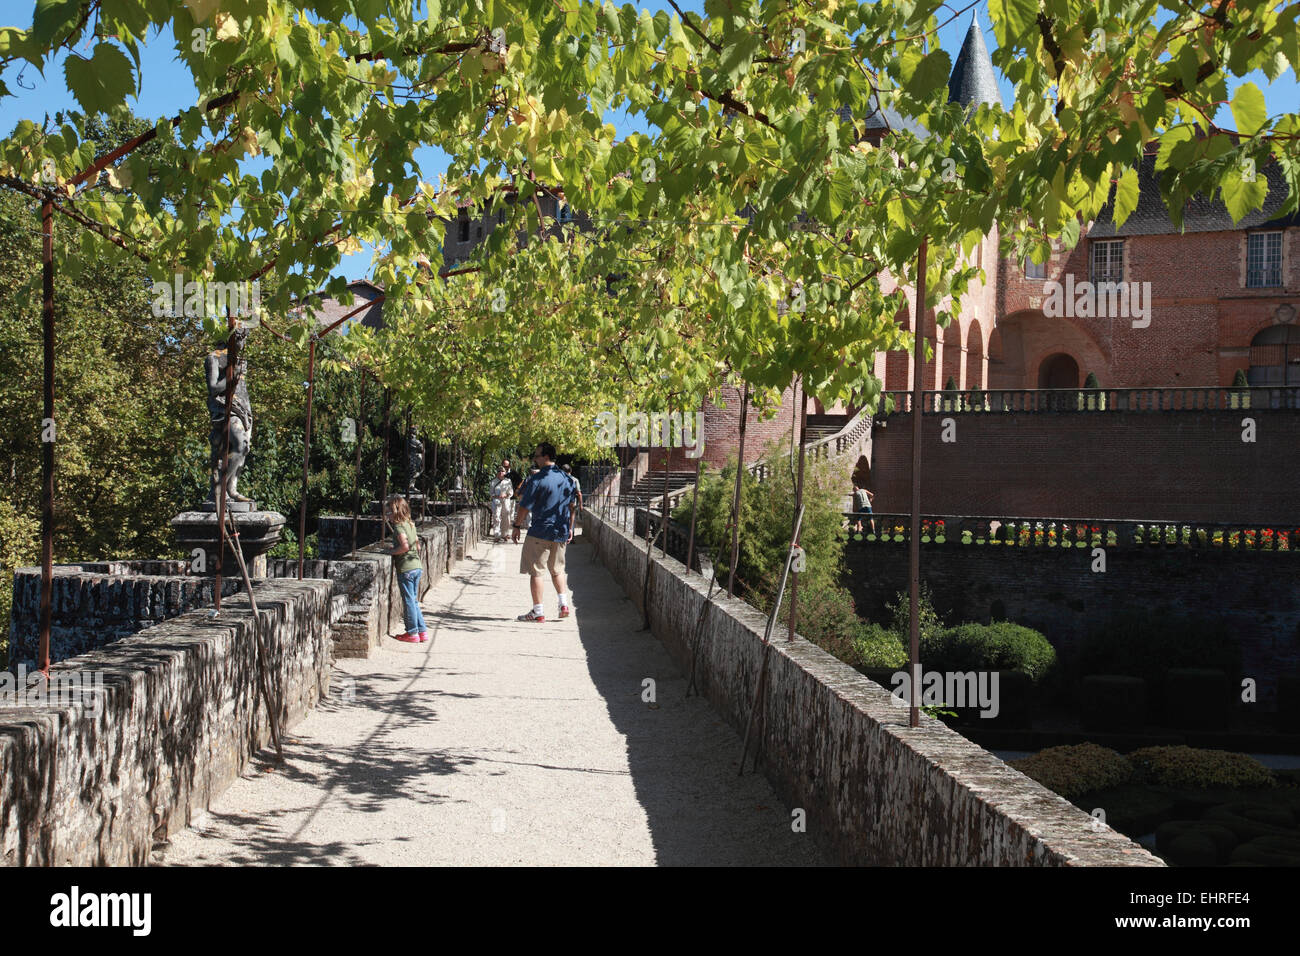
xmin=406 ymin=426 xmax=425 ymax=494
xmin=206 ymin=324 xmax=253 ymax=503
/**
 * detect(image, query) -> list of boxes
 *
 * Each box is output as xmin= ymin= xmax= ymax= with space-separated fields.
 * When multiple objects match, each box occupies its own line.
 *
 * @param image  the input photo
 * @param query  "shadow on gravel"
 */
xmin=567 ymin=537 xmax=827 ymax=867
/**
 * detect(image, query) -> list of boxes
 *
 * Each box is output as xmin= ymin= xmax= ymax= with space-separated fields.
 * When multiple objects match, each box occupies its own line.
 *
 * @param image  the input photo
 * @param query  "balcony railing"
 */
xmin=879 ymin=386 xmax=1300 ymax=415
xmin=845 ymin=513 xmax=1300 ymax=551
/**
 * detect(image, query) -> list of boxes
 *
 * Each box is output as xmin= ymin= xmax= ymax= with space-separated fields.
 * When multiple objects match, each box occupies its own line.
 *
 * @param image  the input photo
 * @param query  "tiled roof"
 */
xmin=295 ymin=280 xmax=386 ymax=331
xmin=1089 ymin=152 xmax=1298 ymax=236
xmin=948 ymin=16 xmax=1002 ymax=112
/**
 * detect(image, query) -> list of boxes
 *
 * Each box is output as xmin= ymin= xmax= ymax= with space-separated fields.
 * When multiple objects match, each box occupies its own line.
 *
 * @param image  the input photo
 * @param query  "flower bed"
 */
xmin=850 ymin=517 xmax=1298 ymax=552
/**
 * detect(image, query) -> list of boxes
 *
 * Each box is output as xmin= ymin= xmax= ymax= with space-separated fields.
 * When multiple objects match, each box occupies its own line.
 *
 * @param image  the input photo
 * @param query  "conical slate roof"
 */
xmin=948 ymin=15 xmax=1002 ymax=111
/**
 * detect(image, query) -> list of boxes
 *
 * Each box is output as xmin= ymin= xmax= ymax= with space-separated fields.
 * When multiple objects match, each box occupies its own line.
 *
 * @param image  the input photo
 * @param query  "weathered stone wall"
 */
xmin=316 ymin=502 xmax=474 ymax=560
xmin=583 ymin=511 xmax=1162 ymax=866
xmin=8 ymin=507 xmax=490 ymax=665
xmin=272 ymin=506 xmax=488 ymax=656
xmin=842 ymin=541 xmax=1300 ymax=708
xmin=7 ymin=564 xmax=239 ymax=670
xmin=0 ymin=578 xmax=333 ymax=866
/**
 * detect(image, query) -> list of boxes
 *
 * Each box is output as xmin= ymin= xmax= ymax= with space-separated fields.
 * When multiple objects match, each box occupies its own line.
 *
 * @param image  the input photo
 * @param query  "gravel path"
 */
xmin=158 ymin=532 xmax=827 ymax=866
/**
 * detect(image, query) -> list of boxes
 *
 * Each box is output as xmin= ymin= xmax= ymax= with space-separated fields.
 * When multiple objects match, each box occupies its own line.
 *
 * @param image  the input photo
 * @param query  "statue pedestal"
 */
xmin=171 ymin=502 xmax=286 ymax=577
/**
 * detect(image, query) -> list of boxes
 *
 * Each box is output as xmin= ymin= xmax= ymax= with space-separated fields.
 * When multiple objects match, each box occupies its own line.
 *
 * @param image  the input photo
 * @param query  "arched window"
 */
xmin=1037 ymin=353 xmax=1079 ymax=389
xmin=1248 ymin=325 xmax=1300 ymax=386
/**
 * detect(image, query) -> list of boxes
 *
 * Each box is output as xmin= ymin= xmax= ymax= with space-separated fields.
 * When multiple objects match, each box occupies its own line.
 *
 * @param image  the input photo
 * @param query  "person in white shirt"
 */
xmin=489 ymin=467 xmax=515 ymax=541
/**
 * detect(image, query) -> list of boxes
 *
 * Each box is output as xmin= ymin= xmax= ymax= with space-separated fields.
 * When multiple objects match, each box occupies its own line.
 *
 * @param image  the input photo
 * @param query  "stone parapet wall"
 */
xmin=8 ymin=507 xmax=491 ymax=666
xmin=6 ymin=565 xmax=239 ymax=670
xmin=0 ymin=578 xmax=333 ymax=866
xmin=582 ymin=511 xmax=1162 ymax=867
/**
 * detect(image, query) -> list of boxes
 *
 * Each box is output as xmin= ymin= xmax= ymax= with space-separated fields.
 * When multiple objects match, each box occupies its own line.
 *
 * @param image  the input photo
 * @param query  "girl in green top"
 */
xmin=384 ymin=495 xmax=427 ymax=642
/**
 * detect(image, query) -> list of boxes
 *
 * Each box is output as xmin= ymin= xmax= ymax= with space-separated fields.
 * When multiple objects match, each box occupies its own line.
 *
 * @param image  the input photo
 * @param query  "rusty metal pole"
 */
xmin=727 ymin=383 xmax=750 ymax=597
xmin=297 ymin=336 xmax=317 ymax=579
xmin=685 ymin=454 xmax=702 ymax=573
xmin=430 ymin=441 xmax=438 ymax=502
xmin=787 ymin=380 xmax=808 ymax=642
xmin=37 ymin=198 xmax=54 ymax=676
xmin=421 ymin=433 xmax=430 ymax=520
xmin=909 ymin=236 xmax=929 ymax=729
xmin=351 ymin=373 xmax=366 ymax=554
xmin=214 ymin=312 xmax=239 ymax=612
xmin=660 ymin=426 xmax=670 ymax=557
xmin=379 ymin=388 xmax=391 ymax=532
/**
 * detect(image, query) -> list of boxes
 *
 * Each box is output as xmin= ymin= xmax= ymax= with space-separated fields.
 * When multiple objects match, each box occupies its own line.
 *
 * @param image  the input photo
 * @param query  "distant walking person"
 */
xmin=489 ymin=467 xmax=514 ymax=542
xmin=512 ymin=443 xmax=578 ymax=622
xmin=385 ymin=495 xmax=427 ymax=643
xmin=561 ymin=463 xmax=584 ymax=516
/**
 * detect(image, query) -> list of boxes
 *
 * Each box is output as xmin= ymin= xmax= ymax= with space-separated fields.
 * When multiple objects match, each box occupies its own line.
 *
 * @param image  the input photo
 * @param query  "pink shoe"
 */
xmin=394 ymin=632 xmax=420 ymax=643
xmin=418 ymin=631 xmax=429 ymax=642
xmin=558 ymin=606 xmax=571 ymax=619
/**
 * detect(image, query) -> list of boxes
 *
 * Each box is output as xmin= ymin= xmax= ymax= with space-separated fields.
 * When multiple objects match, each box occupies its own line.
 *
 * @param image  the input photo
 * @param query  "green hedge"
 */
xmin=1010 ymin=743 xmax=1133 ymax=800
xmin=922 ymin=622 xmax=1056 ymax=682
xmin=1130 ymin=746 xmax=1274 ymax=790
xmin=1079 ymin=612 xmax=1241 ymax=695
xmin=853 ymin=623 xmax=908 ymax=669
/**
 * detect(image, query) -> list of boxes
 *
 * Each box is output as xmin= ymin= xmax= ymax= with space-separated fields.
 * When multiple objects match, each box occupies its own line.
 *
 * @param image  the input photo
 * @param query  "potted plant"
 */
xmin=942 ymin=375 xmax=959 ymax=412
xmin=1078 ymin=371 xmax=1106 ymax=410
xmin=1229 ymin=369 xmax=1251 ymax=409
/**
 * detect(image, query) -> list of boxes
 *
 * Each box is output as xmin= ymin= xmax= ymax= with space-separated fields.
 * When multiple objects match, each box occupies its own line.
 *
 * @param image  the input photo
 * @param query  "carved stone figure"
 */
xmin=406 ymin=427 xmax=425 ymax=494
xmin=206 ymin=324 xmax=253 ymax=503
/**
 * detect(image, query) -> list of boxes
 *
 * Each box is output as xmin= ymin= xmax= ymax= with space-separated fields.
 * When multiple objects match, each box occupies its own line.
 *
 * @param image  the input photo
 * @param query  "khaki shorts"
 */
xmin=520 ymin=535 xmax=567 ymax=576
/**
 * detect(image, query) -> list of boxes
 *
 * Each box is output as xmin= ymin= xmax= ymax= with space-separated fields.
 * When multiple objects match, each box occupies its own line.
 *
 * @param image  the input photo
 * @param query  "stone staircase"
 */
xmin=803 ymin=413 xmax=851 ymax=443
xmin=622 ymin=470 xmax=698 ymax=507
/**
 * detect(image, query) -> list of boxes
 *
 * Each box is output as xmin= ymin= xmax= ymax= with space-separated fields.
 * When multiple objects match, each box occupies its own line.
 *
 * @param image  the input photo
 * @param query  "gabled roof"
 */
xmin=948 ymin=15 xmax=1002 ymax=112
xmin=849 ymin=103 xmax=928 ymax=138
xmin=1089 ymin=150 xmax=1299 ymax=236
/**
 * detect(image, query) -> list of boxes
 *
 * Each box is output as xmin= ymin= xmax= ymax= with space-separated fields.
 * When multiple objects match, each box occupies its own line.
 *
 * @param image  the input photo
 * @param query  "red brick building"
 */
xmin=698 ymin=18 xmax=1299 ymax=472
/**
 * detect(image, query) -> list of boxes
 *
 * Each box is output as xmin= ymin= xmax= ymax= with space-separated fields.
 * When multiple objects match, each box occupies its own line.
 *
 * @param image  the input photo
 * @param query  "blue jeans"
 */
xmin=398 ymin=569 xmax=427 ymax=634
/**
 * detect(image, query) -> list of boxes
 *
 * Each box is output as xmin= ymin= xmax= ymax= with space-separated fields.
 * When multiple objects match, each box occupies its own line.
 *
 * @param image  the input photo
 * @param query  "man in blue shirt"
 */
xmin=511 ymin=442 xmax=577 ymax=622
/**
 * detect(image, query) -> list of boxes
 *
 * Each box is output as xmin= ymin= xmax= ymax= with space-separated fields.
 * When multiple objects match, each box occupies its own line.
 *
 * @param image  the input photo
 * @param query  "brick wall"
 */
xmin=995 ymin=226 xmax=1300 ymax=389
xmin=869 ymin=409 xmax=1300 ymax=523
xmin=659 ymin=383 xmax=799 ymax=470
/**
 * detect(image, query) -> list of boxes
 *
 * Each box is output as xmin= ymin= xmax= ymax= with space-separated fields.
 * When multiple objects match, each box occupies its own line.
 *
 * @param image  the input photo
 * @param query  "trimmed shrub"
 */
xmin=1229 ymin=835 xmax=1300 ymax=866
xmin=1163 ymin=669 xmax=1229 ymax=730
xmin=1130 ymin=746 xmax=1274 ymax=790
xmin=923 ymin=622 xmax=1056 ymax=682
xmin=1079 ymin=612 xmax=1240 ymax=712
xmin=1010 ymin=743 xmax=1133 ymax=800
xmin=1278 ymin=676 xmax=1300 ymax=734
xmin=1080 ymin=675 xmax=1146 ymax=732
xmin=1082 ymin=785 xmax=1174 ymax=837
xmin=1164 ymin=831 xmax=1220 ymax=867
xmin=853 ymin=623 xmax=908 ymax=669
xmin=1204 ymin=803 xmax=1297 ymax=843
xmin=1155 ymin=820 xmax=1238 ymax=865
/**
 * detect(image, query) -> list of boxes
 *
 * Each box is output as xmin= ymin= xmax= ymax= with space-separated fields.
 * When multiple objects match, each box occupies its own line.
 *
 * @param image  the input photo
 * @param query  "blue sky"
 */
xmin=2 ymin=1 xmax=1295 ymax=283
